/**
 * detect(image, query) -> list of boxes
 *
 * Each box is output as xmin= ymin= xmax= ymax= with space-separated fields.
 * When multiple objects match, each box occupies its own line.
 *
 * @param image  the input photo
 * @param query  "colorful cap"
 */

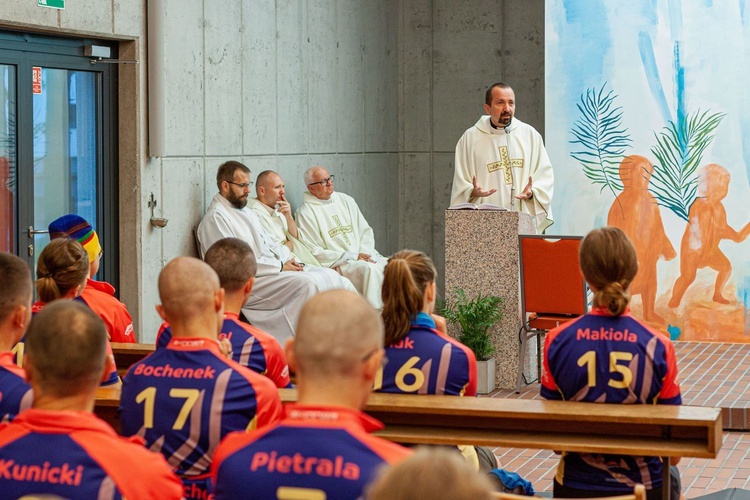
xmin=48 ymin=214 xmax=102 ymax=263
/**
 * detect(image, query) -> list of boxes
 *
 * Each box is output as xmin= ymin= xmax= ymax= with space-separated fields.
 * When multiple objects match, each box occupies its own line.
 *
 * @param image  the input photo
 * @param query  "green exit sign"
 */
xmin=38 ymin=0 xmax=64 ymax=9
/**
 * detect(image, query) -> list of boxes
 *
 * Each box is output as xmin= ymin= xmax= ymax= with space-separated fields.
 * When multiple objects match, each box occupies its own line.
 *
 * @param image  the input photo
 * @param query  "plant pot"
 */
xmin=476 ymin=358 xmax=496 ymax=394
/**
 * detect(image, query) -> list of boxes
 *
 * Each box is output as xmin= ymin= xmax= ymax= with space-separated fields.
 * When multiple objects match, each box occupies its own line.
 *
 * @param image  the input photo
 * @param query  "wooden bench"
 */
xmin=111 ymin=342 xmax=155 ymax=377
xmin=96 ymin=388 xmax=721 ymax=500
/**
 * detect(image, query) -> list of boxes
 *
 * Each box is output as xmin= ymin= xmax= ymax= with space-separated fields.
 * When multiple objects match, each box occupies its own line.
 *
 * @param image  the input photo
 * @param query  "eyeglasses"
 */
xmin=227 ymin=180 xmax=253 ymax=190
xmin=307 ymin=175 xmax=334 ymax=187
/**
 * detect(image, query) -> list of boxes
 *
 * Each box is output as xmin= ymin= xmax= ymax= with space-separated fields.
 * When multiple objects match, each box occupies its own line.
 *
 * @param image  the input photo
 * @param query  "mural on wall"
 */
xmin=546 ymin=0 xmax=750 ymax=341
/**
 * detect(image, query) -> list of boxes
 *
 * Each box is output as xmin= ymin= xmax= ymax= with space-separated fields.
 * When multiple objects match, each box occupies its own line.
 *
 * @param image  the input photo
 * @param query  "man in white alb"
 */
xmin=248 ymin=170 xmax=320 ymax=267
xmin=295 ymin=166 xmax=387 ymax=309
xmin=451 ymin=82 xmax=554 ymax=232
xmin=197 ymin=161 xmax=356 ymax=344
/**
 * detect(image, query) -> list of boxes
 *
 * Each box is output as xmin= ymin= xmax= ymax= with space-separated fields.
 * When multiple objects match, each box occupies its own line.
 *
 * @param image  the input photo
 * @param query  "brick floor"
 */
xmin=485 ymin=342 xmax=750 ymax=498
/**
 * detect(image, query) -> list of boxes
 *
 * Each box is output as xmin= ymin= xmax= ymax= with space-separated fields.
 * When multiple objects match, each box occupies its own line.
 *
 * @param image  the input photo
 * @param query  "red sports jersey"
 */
xmin=0 ymin=408 xmax=182 ymax=499
xmin=212 ymin=404 xmax=411 ymax=499
xmin=79 ymin=279 xmax=136 ymax=343
xmin=0 ymin=352 xmax=32 ymax=422
xmin=376 ymin=313 xmax=477 ymax=396
xmin=24 ymin=299 xmax=119 ymax=387
xmin=156 ymin=312 xmax=292 ymax=388
xmin=119 ymin=336 xmax=283 ymax=499
xmin=541 ymin=307 xmax=682 ymax=492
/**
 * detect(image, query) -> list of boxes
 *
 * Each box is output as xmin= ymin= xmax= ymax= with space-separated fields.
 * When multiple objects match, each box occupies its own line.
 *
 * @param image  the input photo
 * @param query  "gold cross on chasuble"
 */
xmin=486 ymin=146 xmax=524 ymax=184
xmin=328 ymin=215 xmax=354 ymax=245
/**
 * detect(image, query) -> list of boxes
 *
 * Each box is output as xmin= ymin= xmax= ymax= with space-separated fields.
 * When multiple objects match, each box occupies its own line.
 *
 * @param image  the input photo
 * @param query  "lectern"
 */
xmin=444 ymin=210 xmax=536 ymax=390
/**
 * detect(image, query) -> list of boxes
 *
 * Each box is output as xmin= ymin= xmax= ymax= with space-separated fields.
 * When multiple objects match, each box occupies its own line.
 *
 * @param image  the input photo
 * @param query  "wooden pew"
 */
xmin=111 ymin=342 xmax=155 ymax=377
xmin=96 ymin=388 xmax=720 ymax=500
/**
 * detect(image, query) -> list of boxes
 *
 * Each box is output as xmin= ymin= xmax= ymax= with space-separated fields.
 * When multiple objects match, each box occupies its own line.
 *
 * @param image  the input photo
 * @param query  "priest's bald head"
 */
xmin=256 ymin=170 xmax=287 ymax=209
xmin=287 ymin=290 xmax=384 ymax=409
xmin=304 ymin=166 xmax=335 ymax=201
xmin=217 ymin=160 xmax=252 ymax=209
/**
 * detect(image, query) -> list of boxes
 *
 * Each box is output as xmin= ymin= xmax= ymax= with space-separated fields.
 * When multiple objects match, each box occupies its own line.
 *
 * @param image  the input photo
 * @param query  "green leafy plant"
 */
xmin=649 ymin=109 xmax=724 ymax=221
xmin=570 ymin=83 xmax=632 ymax=198
xmin=441 ymin=289 xmax=503 ymax=361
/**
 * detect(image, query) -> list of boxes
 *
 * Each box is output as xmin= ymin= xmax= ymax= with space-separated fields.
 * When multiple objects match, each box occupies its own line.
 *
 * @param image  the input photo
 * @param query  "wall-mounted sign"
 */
xmin=37 ymin=0 xmax=64 ymax=9
xmin=32 ymin=67 xmax=42 ymax=95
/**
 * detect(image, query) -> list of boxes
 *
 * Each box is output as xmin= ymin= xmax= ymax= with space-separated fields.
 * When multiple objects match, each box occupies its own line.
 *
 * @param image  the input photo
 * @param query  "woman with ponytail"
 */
xmin=540 ymin=227 xmax=682 ymax=500
xmin=28 ymin=239 xmax=119 ymax=386
xmin=379 ymin=250 xmax=477 ymax=396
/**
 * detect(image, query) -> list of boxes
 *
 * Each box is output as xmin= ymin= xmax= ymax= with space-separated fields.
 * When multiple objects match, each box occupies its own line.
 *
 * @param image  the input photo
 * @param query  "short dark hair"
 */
xmin=216 ymin=161 xmax=250 ymax=191
xmin=204 ymin=238 xmax=257 ymax=293
xmin=0 ymin=252 xmax=32 ymax=323
xmin=26 ymin=300 xmax=108 ymax=396
xmin=485 ymin=82 xmax=512 ymax=106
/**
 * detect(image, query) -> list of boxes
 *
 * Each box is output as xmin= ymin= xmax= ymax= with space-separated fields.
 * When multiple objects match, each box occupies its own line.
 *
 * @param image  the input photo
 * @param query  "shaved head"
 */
xmin=0 ymin=252 xmax=32 ymax=323
xmin=255 ymin=170 xmax=276 ymax=193
xmin=294 ymin=290 xmax=383 ymax=379
xmin=158 ymin=257 xmax=221 ymax=321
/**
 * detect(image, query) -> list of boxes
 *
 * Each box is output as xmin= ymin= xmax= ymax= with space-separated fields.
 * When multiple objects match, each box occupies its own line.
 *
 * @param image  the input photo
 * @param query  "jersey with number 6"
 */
xmin=377 ymin=313 xmax=477 ymax=396
xmin=541 ymin=307 xmax=681 ymax=492
xmin=118 ymin=337 xmax=282 ymax=497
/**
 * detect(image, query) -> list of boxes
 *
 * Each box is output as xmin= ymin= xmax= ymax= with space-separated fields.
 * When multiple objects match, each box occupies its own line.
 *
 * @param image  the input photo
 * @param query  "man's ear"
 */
xmin=215 ymin=287 xmax=225 ymax=314
xmin=24 ymin=354 xmax=35 ymax=385
xmin=483 ymin=103 xmax=491 ymax=115
xmin=284 ymin=338 xmax=298 ymax=374
xmin=244 ymin=277 xmax=255 ymax=297
xmin=155 ymin=304 xmax=168 ymax=322
xmin=363 ymin=349 xmax=384 ymax=382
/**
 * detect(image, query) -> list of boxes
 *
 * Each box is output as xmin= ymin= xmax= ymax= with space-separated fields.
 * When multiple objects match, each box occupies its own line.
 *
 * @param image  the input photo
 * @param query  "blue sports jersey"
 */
xmin=541 ymin=308 xmax=682 ymax=492
xmin=376 ymin=313 xmax=477 ymax=396
xmin=211 ymin=404 xmax=411 ymax=500
xmin=119 ymin=336 xmax=282 ymax=499
xmin=0 ymin=409 xmax=182 ymax=499
xmin=0 ymin=352 xmax=32 ymax=423
xmin=156 ymin=312 xmax=292 ymax=388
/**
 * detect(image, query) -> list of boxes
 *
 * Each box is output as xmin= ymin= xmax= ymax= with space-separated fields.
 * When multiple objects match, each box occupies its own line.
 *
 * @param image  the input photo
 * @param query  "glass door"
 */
xmin=0 ymin=64 xmax=16 ymax=254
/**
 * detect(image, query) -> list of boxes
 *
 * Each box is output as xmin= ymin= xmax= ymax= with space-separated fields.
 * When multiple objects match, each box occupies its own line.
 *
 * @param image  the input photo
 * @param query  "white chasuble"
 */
xmin=295 ymin=192 xmax=387 ymax=309
xmin=451 ymin=115 xmax=554 ymax=232
xmin=248 ymin=198 xmax=321 ymax=267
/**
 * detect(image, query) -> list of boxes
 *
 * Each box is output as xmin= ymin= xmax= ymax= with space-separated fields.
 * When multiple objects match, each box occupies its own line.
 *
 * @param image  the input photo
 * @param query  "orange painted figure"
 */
xmin=669 ymin=163 xmax=750 ymax=307
xmin=608 ymin=155 xmax=676 ymax=326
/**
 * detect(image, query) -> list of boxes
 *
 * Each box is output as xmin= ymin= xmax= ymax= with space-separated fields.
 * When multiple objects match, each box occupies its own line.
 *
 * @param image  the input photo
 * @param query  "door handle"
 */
xmin=27 ymin=226 xmax=49 ymax=238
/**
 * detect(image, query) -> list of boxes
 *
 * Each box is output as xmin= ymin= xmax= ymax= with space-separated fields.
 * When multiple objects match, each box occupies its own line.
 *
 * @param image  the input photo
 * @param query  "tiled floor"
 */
xmin=487 ymin=342 xmax=750 ymax=498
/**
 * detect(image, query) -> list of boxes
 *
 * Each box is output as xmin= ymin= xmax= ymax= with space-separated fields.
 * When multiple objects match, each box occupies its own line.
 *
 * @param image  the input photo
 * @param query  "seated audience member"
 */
xmin=0 ymin=300 xmax=182 ymax=498
xmin=295 ymin=166 xmax=387 ymax=308
xmin=25 ymin=239 xmax=119 ymax=386
xmin=48 ymin=214 xmax=136 ymax=343
xmin=0 ymin=253 xmax=33 ymax=421
xmin=211 ymin=290 xmax=410 ymax=499
xmin=541 ymin=227 xmax=682 ymax=500
xmin=197 ymin=160 xmax=355 ymax=344
xmin=119 ymin=256 xmax=282 ymax=499
xmin=377 ymin=250 xmax=494 ymax=471
xmin=249 ymin=170 xmax=321 ymax=266
xmin=156 ymin=238 xmax=292 ymax=388
xmin=366 ymin=447 xmax=497 ymax=500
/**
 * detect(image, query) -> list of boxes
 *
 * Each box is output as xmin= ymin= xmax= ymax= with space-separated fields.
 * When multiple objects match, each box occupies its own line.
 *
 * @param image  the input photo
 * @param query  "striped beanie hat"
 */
xmin=48 ymin=214 xmax=102 ymax=263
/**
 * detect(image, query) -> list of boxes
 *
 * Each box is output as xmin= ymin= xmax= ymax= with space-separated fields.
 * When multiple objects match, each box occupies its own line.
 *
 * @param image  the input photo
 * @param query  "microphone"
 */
xmin=504 ymin=117 xmax=512 ymax=134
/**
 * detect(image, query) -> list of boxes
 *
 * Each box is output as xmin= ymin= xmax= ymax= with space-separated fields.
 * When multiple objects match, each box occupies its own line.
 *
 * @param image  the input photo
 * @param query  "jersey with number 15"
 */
xmin=119 ymin=337 xmax=283 ymax=480
xmin=376 ymin=313 xmax=477 ymax=396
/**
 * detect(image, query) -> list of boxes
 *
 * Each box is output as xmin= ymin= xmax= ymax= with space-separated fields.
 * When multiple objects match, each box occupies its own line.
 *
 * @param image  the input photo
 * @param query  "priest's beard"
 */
xmin=227 ymin=192 xmax=248 ymax=209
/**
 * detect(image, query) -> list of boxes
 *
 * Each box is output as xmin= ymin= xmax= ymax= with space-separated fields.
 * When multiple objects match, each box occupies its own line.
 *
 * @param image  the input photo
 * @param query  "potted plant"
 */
xmin=441 ymin=288 xmax=503 ymax=394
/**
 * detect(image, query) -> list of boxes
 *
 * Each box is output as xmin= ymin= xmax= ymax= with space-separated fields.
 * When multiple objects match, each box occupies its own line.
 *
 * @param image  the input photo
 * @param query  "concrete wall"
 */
xmin=0 ymin=0 xmax=544 ymax=338
xmin=399 ymin=0 xmax=545 ymax=295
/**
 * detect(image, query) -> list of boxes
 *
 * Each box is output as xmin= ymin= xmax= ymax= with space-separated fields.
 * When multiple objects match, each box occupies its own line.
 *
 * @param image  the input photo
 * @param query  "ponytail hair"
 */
xmin=36 ymin=239 xmax=90 ymax=304
xmin=579 ymin=227 xmax=638 ymax=317
xmin=381 ymin=250 xmax=437 ymax=345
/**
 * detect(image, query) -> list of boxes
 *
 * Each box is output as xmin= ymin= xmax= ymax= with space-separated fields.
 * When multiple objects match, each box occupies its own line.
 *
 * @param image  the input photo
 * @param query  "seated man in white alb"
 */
xmin=295 ymin=166 xmax=387 ymax=309
xmin=248 ymin=170 xmax=320 ymax=267
xmin=197 ymin=161 xmax=356 ymax=344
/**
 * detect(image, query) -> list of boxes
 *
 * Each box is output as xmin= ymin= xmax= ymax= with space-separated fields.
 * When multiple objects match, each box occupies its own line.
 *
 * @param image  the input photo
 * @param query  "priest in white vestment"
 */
xmin=295 ymin=166 xmax=387 ymax=309
xmin=451 ymin=82 xmax=554 ymax=232
xmin=248 ymin=170 xmax=320 ymax=267
xmin=197 ymin=161 xmax=356 ymax=344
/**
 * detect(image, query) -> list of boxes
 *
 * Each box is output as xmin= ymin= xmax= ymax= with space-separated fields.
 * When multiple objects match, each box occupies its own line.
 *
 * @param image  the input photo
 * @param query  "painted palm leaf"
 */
xmin=570 ymin=84 xmax=632 ymax=197
xmin=649 ymin=109 xmax=724 ymax=221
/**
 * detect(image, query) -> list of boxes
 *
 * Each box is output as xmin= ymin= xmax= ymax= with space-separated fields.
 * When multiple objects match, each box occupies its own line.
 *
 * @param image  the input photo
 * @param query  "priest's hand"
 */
xmin=276 ymin=196 xmax=292 ymax=217
xmin=471 ymin=175 xmax=497 ymax=199
xmin=282 ymin=259 xmax=305 ymax=272
xmin=515 ymin=176 xmax=533 ymax=199
xmin=357 ymin=253 xmax=375 ymax=263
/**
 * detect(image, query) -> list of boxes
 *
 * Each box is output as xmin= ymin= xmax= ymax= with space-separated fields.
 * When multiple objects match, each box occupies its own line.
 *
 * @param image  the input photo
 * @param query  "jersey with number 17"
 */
xmin=118 ymin=337 xmax=283 ymax=479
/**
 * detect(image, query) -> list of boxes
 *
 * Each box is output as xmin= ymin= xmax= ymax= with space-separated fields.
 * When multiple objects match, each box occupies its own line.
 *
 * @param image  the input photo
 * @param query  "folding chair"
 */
xmin=516 ymin=235 xmax=588 ymax=393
